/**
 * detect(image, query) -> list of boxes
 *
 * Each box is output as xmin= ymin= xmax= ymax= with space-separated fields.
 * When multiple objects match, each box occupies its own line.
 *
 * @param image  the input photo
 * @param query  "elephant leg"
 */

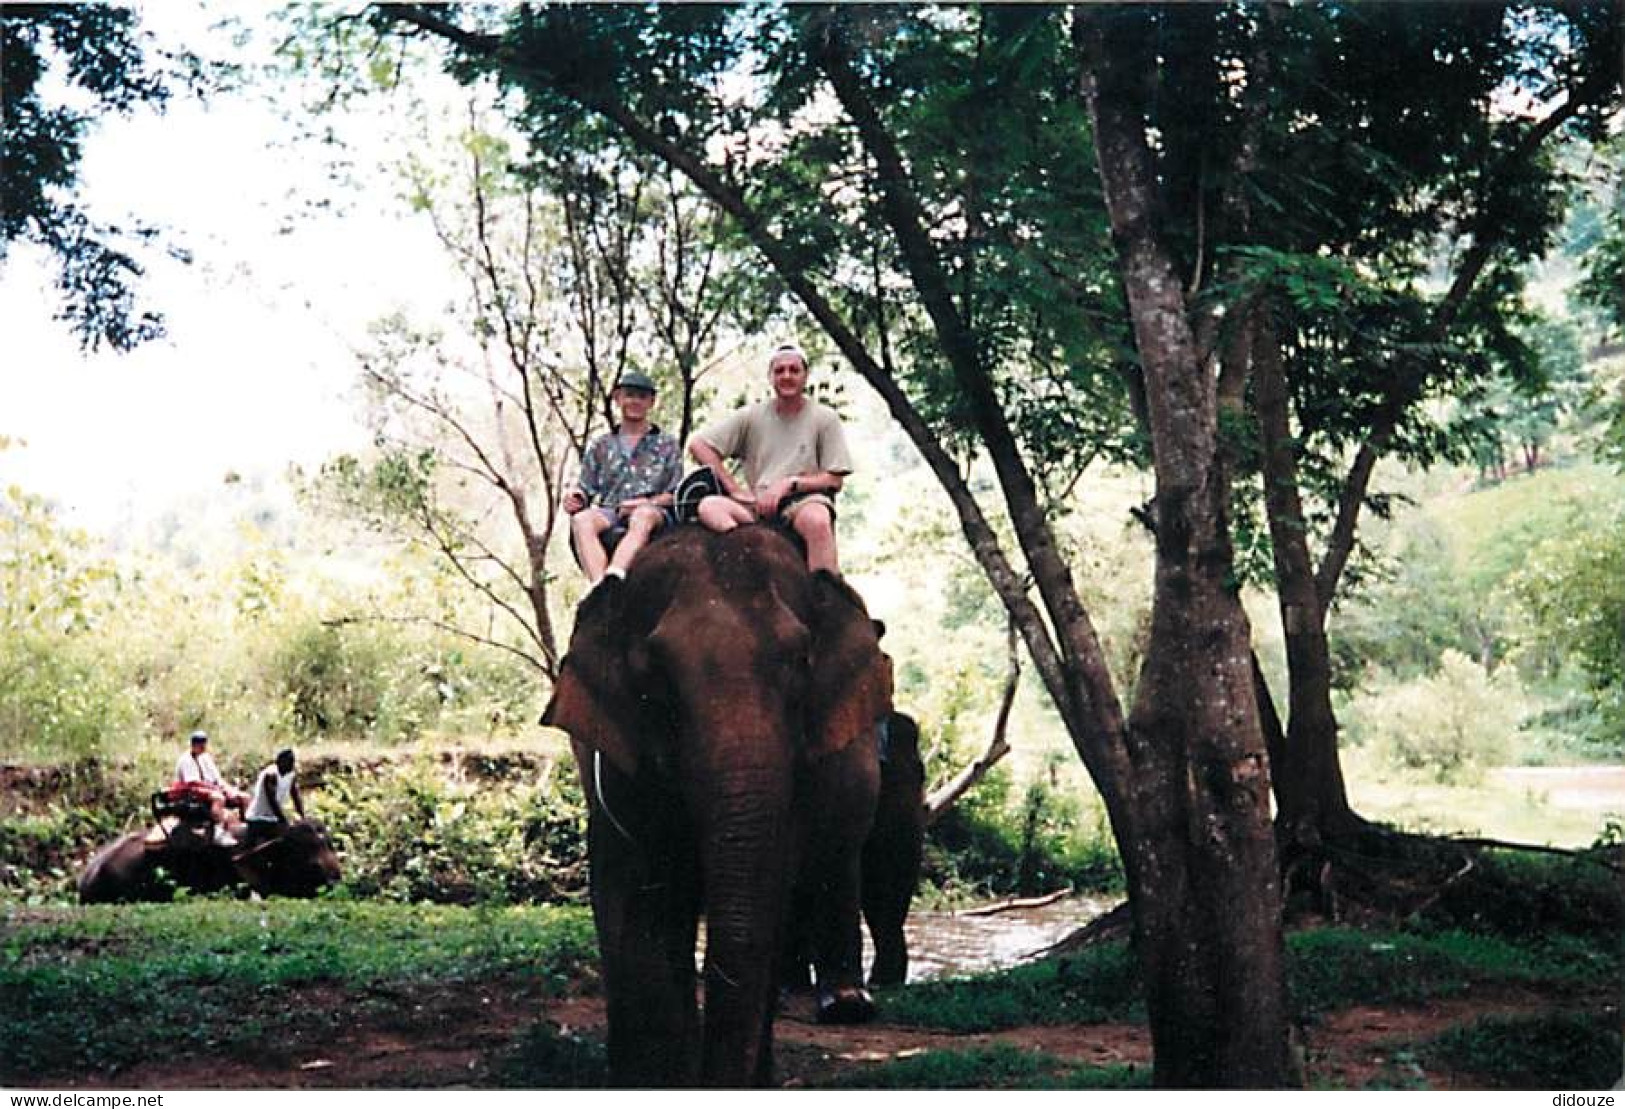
xmin=862 ymin=838 xmax=918 ymax=987
xmin=588 ymin=792 xmax=701 ymax=1087
xmin=864 ymin=713 xmax=925 ymax=988
xmin=800 ymin=744 xmax=879 ymax=1025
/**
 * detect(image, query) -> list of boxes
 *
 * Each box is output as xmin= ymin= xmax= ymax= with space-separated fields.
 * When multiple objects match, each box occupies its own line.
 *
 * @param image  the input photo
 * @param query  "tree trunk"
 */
xmin=1251 ymin=314 xmax=1364 ymax=845
xmin=1078 ymin=8 xmax=1295 ymax=1087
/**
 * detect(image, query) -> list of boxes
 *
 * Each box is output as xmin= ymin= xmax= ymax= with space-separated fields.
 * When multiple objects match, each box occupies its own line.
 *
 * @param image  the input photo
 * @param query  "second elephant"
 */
xmin=782 ymin=709 xmax=926 ymax=994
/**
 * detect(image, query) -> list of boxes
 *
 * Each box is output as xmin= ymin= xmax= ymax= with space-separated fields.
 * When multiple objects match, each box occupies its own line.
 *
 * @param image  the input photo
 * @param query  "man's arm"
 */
xmin=755 ymin=469 xmax=844 ymax=518
xmin=291 ymin=780 xmax=306 ymax=820
xmin=689 ymin=436 xmax=749 ymax=498
xmin=262 ymin=769 xmax=288 ymax=824
xmin=565 ymin=439 xmax=604 ymax=514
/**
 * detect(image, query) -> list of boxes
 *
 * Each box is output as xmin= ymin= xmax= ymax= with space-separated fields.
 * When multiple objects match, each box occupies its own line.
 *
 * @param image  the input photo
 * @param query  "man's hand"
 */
xmin=617 ymin=496 xmax=650 ymax=517
xmin=754 ymin=477 xmax=801 ymax=519
xmin=563 ymin=489 xmax=588 ymax=515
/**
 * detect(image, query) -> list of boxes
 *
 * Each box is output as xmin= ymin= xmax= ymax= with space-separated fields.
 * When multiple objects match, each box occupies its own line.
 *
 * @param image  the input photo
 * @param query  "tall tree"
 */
xmin=377 ymin=3 xmax=1292 ymax=1085
xmin=1209 ymin=2 xmax=1623 ymax=851
xmin=1 ymin=5 xmax=195 ymax=351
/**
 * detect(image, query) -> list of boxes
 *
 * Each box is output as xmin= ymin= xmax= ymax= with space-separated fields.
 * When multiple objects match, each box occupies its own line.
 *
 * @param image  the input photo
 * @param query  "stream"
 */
xmin=884 ymin=893 xmax=1118 ymax=982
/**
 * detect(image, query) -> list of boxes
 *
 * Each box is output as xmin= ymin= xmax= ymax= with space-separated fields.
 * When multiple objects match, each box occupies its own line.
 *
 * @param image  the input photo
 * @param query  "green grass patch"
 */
xmin=881 ymin=942 xmax=1143 ymax=1030
xmin=1420 ymin=1011 xmax=1623 ymax=1090
xmin=0 ymin=900 xmax=595 ymax=1081
xmin=881 ymin=923 xmax=1618 ymax=1034
xmin=813 ymin=1043 xmax=1148 ymax=1090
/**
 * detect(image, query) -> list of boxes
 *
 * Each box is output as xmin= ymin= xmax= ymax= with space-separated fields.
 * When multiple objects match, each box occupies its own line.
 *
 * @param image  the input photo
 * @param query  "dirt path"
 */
xmin=40 ymin=976 xmax=1590 ymax=1090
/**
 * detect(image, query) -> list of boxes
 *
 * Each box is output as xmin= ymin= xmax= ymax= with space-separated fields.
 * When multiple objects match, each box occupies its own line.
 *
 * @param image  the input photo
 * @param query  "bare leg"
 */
xmin=791 ymin=502 xmax=839 ymax=574
xmin=572 ymin=510 xmax=613 ymax=583
xmin=696 ymin=494 xmax=753 ymax=533
xmin=607 ymin=506 xmax=666 ymax=576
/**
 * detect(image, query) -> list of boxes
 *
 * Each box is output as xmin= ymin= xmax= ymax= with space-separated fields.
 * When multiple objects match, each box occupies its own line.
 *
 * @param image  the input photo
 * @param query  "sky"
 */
xmin=1 ymin=2 xmax=455 ymax=533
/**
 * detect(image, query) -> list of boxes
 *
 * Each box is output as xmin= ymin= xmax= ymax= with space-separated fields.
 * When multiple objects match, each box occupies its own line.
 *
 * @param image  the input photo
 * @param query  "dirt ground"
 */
xmin=36 ymin=972 xmax=1605 ymax=1090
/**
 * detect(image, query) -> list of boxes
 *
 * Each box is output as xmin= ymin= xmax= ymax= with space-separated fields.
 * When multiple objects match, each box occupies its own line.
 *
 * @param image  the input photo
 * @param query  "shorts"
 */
xmin=779 ymin=492 xmax=837 ymax=524
xmin=591 ymin=504 xmax=675 ymax=530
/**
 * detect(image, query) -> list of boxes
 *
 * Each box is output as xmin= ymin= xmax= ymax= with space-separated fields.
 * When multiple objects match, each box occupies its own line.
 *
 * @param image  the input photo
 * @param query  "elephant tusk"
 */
xmin=594 ymin=750 xmax=637 ymax=845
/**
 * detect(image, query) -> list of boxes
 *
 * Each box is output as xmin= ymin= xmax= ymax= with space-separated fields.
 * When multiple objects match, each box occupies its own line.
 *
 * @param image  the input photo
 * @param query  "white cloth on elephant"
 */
xmin=175 ymin=750 xmax=225 ymax=786
xmin=246 ymin=764 xmax=295 ymax=822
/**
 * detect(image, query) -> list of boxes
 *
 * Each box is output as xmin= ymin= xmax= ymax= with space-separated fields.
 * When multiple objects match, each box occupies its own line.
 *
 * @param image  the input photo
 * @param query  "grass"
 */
xmin=1420 ymin=1011 xmax=1624 ymax=1090
xmin=881 ymin=921 xmax=1618 ymax=1034
xmin=1341 ymin=745 xmax=1621 ymax=848
xmin=0 ymin=899 xmax=595 ymax=1081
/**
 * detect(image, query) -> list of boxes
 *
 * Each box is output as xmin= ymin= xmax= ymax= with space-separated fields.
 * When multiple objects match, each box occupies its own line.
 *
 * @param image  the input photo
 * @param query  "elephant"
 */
xmin=78 ymin=820 xmax=341 ymax=904
xmin=781 ymin=709 xmax=926 ymax=993
xmin=542 ymin=523 xmax=893 ymax=1087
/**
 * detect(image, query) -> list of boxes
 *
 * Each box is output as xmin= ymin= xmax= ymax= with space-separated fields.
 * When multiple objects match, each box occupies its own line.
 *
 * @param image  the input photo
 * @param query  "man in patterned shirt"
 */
xmin=563 ymin=371 xmax=683 ymax=586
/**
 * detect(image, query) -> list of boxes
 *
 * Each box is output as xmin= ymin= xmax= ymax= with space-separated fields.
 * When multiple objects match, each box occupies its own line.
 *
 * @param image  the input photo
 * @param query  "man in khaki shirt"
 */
xmin=688 ymin=344 xmax=854 ymax=573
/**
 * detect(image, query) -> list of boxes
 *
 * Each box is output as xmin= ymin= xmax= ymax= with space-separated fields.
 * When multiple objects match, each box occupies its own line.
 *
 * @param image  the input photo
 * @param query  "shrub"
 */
xmin=0 ymin=634 xmax=139 ymax=762
xmin=320 ymin=757 xmax=588 ymax=904
xmin=1342 ymin=651 xmax=1524 ymax=783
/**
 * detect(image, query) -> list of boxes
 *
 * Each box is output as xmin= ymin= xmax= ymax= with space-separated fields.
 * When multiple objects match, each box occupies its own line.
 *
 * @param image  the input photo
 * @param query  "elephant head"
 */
xmin=543 ymin=524 xmax=892 ymax=1086
xmin=235 ymin=820 xmax=341 ymax=897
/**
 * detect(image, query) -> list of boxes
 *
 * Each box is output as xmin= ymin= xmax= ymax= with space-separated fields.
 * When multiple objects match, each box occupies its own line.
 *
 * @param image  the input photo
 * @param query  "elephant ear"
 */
xmin=541 ymin=582 xmax=642 ymax=776
xmin=804 ymin=571 xmax=894 ymax=761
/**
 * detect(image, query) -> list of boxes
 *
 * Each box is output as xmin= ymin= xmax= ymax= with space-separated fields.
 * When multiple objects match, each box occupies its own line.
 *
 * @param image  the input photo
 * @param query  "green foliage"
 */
xmin=1423 ymin=848 xmax=1624 ymax=943
xmin=0 ymin=900 xmax=596 ymax=1081
xmin=0 ymin=633 xmax=140 ymax=763
xmin=814 ymin=1043 xmax=1147 ymax=1090
xmin=273 ymin=621 xmax=433 ymax=742
xmin=1341 ymin=651 xmax=1524 ymax=784
xmin=1510 ymin=504 xmax=1625 ymax=753
xmin=1574 ymin=142 xmax=1625 ymax=335
xmin=1421 ymin=1012 xmax=1623 ymax=1090
xmin=320 ymin=757 xmax=587 ymax=905
xmin=924 ymin=759 xmax=1122 ymax=901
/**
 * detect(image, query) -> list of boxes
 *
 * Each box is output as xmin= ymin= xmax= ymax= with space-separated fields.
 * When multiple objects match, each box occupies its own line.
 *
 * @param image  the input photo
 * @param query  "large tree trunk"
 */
xmin=1251 ymin=315 xmax=1364 ymax=845
xmin=1078 ymin=8 xmax=1295 ymax=1087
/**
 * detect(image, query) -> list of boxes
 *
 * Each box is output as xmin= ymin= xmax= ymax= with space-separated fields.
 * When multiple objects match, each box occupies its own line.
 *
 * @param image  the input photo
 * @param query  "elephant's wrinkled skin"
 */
xmin=543 ymin=524 xmax=892 ymax=1087
xmin=78 ymin=820 xmax=341 ymax=903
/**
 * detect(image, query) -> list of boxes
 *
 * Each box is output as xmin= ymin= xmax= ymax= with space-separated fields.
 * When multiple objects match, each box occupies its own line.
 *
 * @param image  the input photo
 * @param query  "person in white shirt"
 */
xmin=173 ymin=731 xmax=248 ymax=845
xmin=243 ymin=749 xmax=306 ymax=847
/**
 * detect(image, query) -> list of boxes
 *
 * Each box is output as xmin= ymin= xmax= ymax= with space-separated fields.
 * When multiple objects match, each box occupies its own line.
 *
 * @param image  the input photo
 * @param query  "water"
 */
xmin=886 ymin=894 xmax=1118 ymax=982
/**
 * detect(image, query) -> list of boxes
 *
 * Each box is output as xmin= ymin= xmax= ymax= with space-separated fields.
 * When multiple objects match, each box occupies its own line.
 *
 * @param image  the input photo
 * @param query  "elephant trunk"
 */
xmin=695 ymin=751 xmax=795 ymax=1087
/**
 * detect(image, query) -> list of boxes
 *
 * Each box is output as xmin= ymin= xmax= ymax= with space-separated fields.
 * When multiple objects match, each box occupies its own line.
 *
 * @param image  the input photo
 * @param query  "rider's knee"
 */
xmin=794 ymin=503 xmax=835 ymax=541
xmin=697 ymin=496 xmax=742 ymax=531
xmin=628 ymin=505 xmax=665 ymax=532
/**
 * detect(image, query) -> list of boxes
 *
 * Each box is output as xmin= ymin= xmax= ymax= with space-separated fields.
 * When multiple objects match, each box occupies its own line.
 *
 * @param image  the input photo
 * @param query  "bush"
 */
xmin=0 ymin=634 xmax=139 ymax=762
xmin=320 ymin=756 xmax=588 ymax=905
xmin=1342 ymin=651 xmax=1524 ymax=783
xmin=924 ymin=764 xmax=1122 ymax=901
xmin=268 ymin=621 xmax=539 ymax=745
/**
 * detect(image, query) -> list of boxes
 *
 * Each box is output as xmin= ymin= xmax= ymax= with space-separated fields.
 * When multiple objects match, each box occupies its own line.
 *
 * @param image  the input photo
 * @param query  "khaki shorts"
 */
xmin=780 ymin=492 xmax=837 ymax=524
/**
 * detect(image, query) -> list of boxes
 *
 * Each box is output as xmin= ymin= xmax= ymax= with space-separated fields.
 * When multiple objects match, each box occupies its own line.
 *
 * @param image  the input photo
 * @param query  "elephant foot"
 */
xmin=816 ymin=985 xmax=875 ymax=1025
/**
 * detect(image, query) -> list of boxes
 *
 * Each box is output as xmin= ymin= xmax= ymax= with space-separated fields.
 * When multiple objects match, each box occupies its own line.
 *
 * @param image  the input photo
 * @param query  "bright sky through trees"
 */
xmin=0 ymin=2 xmax=451 ymax=533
